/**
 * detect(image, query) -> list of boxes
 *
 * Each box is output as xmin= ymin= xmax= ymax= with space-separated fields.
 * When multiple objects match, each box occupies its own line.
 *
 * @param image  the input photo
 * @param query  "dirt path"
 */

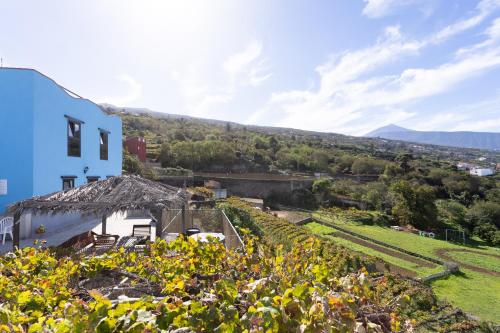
xmin=332 ymin=232 xmax=437 ymax=268
xmin=373 ymin=260 xmax=417 ymax=278
xmin=435 ymin=248 xmax=500 ymax=277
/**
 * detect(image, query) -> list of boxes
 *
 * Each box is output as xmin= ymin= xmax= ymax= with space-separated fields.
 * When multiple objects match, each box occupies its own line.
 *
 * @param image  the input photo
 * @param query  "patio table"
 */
xmin=189 ymin=232 xmax=225 ymax=243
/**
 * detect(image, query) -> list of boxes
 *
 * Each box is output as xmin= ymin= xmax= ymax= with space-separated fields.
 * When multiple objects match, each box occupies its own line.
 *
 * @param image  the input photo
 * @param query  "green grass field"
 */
xmin=308 ymin=213 xmax=500 ymax=323
xmin=305 ymin=222 xmax=441 ymax=277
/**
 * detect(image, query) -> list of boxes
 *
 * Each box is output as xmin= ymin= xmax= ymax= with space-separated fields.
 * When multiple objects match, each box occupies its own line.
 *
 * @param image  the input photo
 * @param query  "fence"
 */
xmin=161 ymin=209 xmax=244 ymax=250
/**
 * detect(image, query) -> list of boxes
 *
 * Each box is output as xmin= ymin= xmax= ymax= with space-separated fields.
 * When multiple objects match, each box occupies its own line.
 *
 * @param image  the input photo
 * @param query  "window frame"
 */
xmin=61 ymin=176 xmax=77 ymax=191
xmin=66 ymin=116 xmax=83 ymax=157
xmin=86 ymin=176 xmax=100 ymax=183
xmin=99 ymin=129 xmax=109 ymax=161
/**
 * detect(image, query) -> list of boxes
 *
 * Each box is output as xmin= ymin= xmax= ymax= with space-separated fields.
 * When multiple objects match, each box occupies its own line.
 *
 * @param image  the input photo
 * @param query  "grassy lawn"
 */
xmin=305 ymin=222 xmax=441 ymax=277
xmin=313 ymin=212 xmax=499 ymax=258
xmin=446 ymin=251 xmax=500 ymax=273
xmin=431 ymin=270 xmax=500 ymax=323
xmin=310 ymin=213 xmax=500 ymax=323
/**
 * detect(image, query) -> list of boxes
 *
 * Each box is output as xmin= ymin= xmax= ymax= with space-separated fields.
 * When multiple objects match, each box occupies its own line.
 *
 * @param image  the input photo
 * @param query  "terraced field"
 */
xmin=307 ymin=212 xmax=500 ymax=323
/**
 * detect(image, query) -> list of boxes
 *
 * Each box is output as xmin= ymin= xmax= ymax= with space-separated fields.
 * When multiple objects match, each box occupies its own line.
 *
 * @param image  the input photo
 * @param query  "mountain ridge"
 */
xmin=365 ymin=124 xmax=500 ymax=151
xmin=101 ymin=104 xmax=500 ymax=151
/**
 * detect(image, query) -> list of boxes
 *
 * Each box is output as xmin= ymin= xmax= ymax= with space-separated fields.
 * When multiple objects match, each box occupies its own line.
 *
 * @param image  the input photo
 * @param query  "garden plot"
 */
xmin=310 ymin=212 xmax=500 ymax=323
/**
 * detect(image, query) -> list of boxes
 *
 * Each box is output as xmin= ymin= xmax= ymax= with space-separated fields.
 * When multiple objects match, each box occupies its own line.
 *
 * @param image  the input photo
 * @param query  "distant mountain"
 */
xmin=365 ymin=124 xmax=500 ymax=151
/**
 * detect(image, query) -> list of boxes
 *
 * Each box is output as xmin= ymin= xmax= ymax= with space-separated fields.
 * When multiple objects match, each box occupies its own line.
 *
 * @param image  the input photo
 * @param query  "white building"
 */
xmin=470 ymin=168 xmax=494 ymax=177
xmin=457 ymin=162 xmax=473 ymax=171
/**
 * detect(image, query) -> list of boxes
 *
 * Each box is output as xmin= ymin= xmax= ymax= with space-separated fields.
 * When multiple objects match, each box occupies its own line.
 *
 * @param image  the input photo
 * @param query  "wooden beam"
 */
xmin=101 ymin=214 xmax=107 ymax=234
xmin=156 ymin=209 xmax=164 ymax=239
xmin=13 ymin=211 xmax=21 ymax=251
xmin=181 ymin=205 xmax=186 ymax=233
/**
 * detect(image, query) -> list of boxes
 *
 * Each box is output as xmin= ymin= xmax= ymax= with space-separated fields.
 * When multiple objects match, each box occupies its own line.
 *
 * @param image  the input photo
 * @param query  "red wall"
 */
xmin=124 ymin=136 xmax=146 ymax=162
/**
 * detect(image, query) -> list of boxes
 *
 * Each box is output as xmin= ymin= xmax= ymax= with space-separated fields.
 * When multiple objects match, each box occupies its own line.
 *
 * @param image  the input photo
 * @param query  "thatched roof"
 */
xmin=9 ymin=175 xmax=187 ymax=216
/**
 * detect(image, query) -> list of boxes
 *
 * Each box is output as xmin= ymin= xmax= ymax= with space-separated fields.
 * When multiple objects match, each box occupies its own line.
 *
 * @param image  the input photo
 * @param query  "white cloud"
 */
xmin=223 ymin=40 xmax=271 ymax=86
xmin=429 ymin=0 xmax=500 ymax=44
xmin=250 ymin=10 xmax=500 ymax=135
xmin=362 ymin=0 xmax=420 ymax=18
xmin=174 ymin=40 xmax=271 ymax=117
xmin=100 ymin=74 xmax=142 ymax=106
xmin=172 ymin=64 xmax=233 ymax=117
xmin=223 ymin=40 xmax=262 ymax=76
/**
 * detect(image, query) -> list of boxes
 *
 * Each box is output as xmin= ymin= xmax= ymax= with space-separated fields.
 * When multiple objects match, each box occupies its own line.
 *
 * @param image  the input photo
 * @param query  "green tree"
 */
xmin=123 ymin=149 xmax=143 ymax=176
xmin=436 ymin=200 xmax=467 ymax=230
xmin=389 ymin=180 xmax=438 ymax=228
xmin=351 ymin=157 xmax=387 ymax=175
xmin=395 ymin=153 xmax=413 ymax=173
xmin=158 ymin=143 xmax=172 ymax=168
xmin=473 ymin=223 xmax=500 ymax=245
xmin=466 ymin=201 xmax=500 ymax=230
xmin=312 ymin=178 xmax=332 ymax=195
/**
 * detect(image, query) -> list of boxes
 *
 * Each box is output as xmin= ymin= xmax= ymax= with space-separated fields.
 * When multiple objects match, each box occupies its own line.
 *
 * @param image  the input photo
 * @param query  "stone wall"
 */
xmin=158 ymin=174 xmax=315 ymax=199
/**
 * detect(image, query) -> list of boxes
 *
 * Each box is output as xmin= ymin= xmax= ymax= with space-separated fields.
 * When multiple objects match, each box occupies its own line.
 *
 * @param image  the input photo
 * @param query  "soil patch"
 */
xmin=271 ymin=210 xmax=310 ymax=224
xmin=373 ymin=260 xmax=417 ymax=278
xmin=435 ymin=248 xmax=500 ymax=277
xmin=331 ymin=232 xmax=437 ymax=268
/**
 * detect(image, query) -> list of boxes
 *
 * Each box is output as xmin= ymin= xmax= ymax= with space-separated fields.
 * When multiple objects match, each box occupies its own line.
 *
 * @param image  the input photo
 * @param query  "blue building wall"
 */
xmin=0 ymin=68 xmax=122 ymax=213
xmin=0 ymin=69 xmax=35 ymax=214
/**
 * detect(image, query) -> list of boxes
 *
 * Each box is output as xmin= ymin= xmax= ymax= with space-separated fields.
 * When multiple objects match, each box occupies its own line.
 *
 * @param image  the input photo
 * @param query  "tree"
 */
xmin=312 ymin=178 xmax=332 ymax=197
xmin=395 ymin=153 xmax=413 ymax=173
xmin=466 ymin=201 xmax=500 ymax=230
xmin=473 ymin=223 xmax=500 ymax=245
xmin=389 ymin=180 xmax=438 ymax=228
xmin=158 ymin=143 xmax=172 ymax=167
xmin=351 ymin=157 xmax=387 ymax=175
xmin=436 ymin=200 xmax=467 ymax=230
xmin=426 ymin=168 xmax=450 ymax=186
xmin=486 ymin=187 xmax=500 ymax=203
xmin=362 ymin=182 xmax=389 ymax=211
xmin=123 ymin=149 xmax=143 ymax=176
xmin=380 ymin=163 xmax=403 ymax=182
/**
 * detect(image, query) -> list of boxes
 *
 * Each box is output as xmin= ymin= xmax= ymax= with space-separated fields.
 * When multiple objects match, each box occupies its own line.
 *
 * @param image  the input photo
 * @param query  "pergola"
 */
xmin=8 ymin=175 xmax=188 ymax=250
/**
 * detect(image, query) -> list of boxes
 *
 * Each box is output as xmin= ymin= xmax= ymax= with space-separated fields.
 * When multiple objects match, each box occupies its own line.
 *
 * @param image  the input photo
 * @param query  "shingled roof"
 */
xmin=8 ymin=175 xmax=187 ymax=216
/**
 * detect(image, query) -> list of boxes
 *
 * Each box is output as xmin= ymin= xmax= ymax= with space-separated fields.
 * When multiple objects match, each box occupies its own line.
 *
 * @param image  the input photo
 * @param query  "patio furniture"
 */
xmin=185 ymin=227 xmax=201 ymax=237
xmin=77 ymin=234 xmax=119 ymax=254
xmin=116 ymin=235 xmax=148 ymax=250
xmin=0 ymin=216 xmax=13 ymax=245
xmin=189 ymin=232 xmax=225 ymax=243
xmin=93 ymin=234 xmax=119 ymax=248
xmin=132 ymin=224 xmax=152 ymax=240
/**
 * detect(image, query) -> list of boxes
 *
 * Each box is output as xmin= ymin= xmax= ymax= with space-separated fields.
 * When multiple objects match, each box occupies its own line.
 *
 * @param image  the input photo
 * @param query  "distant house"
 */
xmin=124 ymin=136 xmax=147 ymax=162
xmin=470 ymin=168 xmax=494 ymax=177
xmin=456 ymin=162 xmax=473 ymax=171
xmin=0 ymin=68 xmax=122 ymax=214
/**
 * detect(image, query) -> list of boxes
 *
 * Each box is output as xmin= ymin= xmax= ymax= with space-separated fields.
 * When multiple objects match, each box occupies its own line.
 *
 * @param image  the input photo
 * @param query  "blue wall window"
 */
xmin=61 ymin=176 xmax=76 ymax=190
xmin=100 ymin=130 xmax=109 ymax=160
xmin=86 ymin=176 xmax=100 ymax=183
xmin=67 ymin=119 xmax=82 ymax=157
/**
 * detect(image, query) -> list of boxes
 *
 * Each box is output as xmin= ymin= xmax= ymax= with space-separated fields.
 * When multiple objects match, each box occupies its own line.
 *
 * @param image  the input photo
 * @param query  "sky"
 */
xmin=1 ymin=0 xmax=500 ymax=135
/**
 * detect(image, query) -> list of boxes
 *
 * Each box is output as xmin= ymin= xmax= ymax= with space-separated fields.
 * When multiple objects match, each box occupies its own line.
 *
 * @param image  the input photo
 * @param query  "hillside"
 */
xmin=103 ymin=104 xmax=500 ymax=169
xmin=365 ymin=124 xmax=500 ymax=151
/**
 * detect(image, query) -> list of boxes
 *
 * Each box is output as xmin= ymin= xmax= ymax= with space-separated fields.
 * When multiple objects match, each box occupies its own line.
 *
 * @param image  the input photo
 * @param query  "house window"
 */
xmin=61 ymin=176 xmax=76 ymax=191
xmin=87 ymin=176 xmax=100 ymax=183
xmin=100 ymin=130 xmax=109 ymax=160
xmin=67 ymin=119 xmax=81 ymax=157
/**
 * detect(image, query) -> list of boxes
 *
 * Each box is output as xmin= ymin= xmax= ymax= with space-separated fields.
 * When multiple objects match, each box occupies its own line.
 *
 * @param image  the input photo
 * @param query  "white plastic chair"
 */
xmin=0 ymin=216 xmax=14 ymax=245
